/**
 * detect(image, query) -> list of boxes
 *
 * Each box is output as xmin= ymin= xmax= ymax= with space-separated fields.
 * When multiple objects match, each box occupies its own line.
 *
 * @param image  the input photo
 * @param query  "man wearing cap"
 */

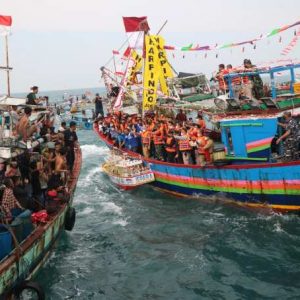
xmin=64 ymin=121 xmax=78 ymax=171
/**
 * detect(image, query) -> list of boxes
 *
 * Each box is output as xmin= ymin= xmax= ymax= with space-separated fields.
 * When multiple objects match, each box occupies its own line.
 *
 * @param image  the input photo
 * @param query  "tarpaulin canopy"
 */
xmin=0 ymin=96 xmax=26 ymax=106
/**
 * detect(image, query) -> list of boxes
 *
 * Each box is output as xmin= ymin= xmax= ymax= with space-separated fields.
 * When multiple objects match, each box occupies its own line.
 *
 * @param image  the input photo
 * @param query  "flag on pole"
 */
xmin=0 ymin=15 xmax=12 ymax=36
xmin=112 ymin=50 xmax=120 ymax=55
xmin=122 ymin=17 xmax=149 ymax=54
xmin=122 ymin=16 xmax=149 ymax=32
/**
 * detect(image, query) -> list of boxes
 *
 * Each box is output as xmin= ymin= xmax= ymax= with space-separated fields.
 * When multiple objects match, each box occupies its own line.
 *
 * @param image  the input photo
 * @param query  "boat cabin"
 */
xmin=220 ymin=116 xmax=278 ymax=163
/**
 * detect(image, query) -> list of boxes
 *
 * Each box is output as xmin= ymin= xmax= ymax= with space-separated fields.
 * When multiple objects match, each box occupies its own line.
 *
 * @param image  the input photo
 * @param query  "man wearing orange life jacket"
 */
xmin=226 ymin=64 xmax=242 ymax=100
xmin=216 ymin=64 xmax=229 ymax=94
xmin=165 ymin=131 xmax=177 ymax=163
xmin=153 ymin=125 xmax=165 ymax=161
xmin=196 ymin=131 xmax=214 ymax=165
xmin=141 ymin=127 xmax=152 ymax=158
xmin=177 ymin=128 xmax=192 ymax=165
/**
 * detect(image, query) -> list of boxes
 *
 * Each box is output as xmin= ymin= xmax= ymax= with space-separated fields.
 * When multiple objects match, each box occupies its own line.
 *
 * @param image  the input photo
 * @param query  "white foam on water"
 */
xmin=77 ymin=207 xmax=95 ymax=216
xmin=112 ymin=219 xmax=128 ymax=227
xmin=78 ymin=166 xmax=102 ymax=188
xmin=81 ymin=144 xmax=108 ymax=159
xmin=101 ymin=201 xmax=123 ymax=215
xmin=273 ymin=221 xmax=284 ymax=233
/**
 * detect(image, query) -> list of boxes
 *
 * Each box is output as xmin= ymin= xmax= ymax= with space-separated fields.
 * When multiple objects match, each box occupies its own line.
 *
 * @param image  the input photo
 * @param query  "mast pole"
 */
xmin=156 ymin=20 xmax=168 ymax=35
xmin=5 ymin=35 xmax=11 ymax=96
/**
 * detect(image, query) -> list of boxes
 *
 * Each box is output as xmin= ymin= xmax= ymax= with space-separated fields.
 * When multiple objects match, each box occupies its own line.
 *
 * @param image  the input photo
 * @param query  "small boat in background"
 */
xmin=102 ymin=149 xmax=155 ymax=190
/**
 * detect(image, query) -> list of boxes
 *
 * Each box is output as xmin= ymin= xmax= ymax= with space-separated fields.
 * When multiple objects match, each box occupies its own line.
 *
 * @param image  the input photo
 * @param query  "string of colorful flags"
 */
xmin=162 ymin=20 xmax=300 ymax=52
xmin=281 ymin=29 xmax=300 ymax=56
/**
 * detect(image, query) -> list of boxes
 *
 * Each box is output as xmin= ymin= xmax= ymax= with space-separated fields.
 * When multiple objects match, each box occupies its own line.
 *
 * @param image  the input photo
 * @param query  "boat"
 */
xmin=0 ymin=147 xmax=81 ymax=299
xmin=0 ymin=31 xmax=82 ymax=297
xmin=95 ymin=17 xmax=300 ymax=213
xmin=0 ymin=97 xmax=82 ymax=298
xmin=102 ymin=149 xmax=155 ymax=190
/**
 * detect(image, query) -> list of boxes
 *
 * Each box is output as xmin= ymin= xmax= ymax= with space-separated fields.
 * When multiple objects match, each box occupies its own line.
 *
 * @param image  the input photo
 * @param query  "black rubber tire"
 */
xmin=15 ymin=280 xmax=45 ymax=300
xmin=65 ymin=207 xmax=76 ymax=231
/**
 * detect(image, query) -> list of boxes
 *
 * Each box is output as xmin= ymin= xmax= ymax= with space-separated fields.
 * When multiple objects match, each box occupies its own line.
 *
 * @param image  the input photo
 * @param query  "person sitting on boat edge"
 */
xmin=26 ymin=86 xmax=45 ymax=105
xmin=277 ymin=111 xmax=300 ymax=160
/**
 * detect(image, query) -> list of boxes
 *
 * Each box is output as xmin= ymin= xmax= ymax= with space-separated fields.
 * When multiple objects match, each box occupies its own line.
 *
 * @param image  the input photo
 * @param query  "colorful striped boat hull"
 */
xmin=95 ymin=127 xmax=300 ymax=212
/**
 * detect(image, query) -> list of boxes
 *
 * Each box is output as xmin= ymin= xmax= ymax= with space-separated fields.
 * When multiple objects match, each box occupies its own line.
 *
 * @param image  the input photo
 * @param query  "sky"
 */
xmin=0 ymin=0 xmax=300 ymax=94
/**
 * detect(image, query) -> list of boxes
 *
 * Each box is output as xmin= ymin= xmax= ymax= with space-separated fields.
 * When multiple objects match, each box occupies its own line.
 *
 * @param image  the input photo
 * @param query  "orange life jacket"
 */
xmin=179 ymin=137 xmax=191 ymax=151
xmin=141 ymin=131 xmax=151 ymax=145
xmin=217 ymin=69 xmax=228 ymax=91
xmin=165 ymin=137 xmax=176 ymax=153
xmin=198 ymin=119 xmax=206 ymax=130
xmin=153 ymin=131 xmax=164 ymax=145
xmin=197 ymin=136 xmax=208 ymax=154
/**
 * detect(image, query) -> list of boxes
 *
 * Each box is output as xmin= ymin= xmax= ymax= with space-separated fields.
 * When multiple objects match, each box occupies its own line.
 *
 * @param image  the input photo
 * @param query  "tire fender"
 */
xmin=65 ymin=207 xmax=76 ymax=231
xmin=15 ymin=280 xmax=45 ymax=300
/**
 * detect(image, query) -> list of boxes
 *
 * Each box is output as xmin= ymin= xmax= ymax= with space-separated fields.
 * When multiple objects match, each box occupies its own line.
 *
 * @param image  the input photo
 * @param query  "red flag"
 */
xmin=112 ymin=50 xmax=120 ymax=55
xmin=123 ymin=47 xmax=131 ymax=57
xmin=122 ymin=17 xmax=150 ymax=32
xmin=0 ymin=15 xmax=12 ymax=26
xmin=0 ymin=15 xmax=12 ymax=36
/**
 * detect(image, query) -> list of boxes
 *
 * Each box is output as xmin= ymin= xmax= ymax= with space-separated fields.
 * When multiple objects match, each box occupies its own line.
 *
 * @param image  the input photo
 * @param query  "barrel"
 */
xmin=10 ymin=218 xmax=23 ymax=243
xmin=213 ymin=148 xmax=226 ymax=161
xmin=0 ymin=224 xmax=12 ymax=261
xmin=11 ymin=208 xmax=23 ymax=218
xmin=17 ymin=210 xmax=34 ymax=240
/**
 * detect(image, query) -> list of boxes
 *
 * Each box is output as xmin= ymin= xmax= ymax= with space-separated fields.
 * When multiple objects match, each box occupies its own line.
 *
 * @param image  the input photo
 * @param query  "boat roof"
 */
xmin=0 ymin=96 xmax=26 ymax=106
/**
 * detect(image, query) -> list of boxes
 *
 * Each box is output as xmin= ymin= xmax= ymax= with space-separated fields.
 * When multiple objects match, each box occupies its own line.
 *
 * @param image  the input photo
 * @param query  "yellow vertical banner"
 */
xmin=143 ymin=35 xmax=160 ymax=111
xmin=153 ymin=35 xmax=173 ymax=96
xmin=127 ymin=50 xmax=143 ymax=85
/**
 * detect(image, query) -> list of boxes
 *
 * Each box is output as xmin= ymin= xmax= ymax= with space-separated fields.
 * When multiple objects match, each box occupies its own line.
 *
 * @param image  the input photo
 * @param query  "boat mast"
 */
xmin=4 ymin=35 xmax=11 ymax=96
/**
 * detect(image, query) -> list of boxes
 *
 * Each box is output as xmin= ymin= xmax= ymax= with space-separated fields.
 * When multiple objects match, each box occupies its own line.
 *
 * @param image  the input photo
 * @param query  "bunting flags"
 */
xmin=158 ymin=19 xmax=300 ymax=53
xmin=281 ymin=29 xmax=300 ymax=56
xmin=0 ymin=15 xmax=12 ymax=36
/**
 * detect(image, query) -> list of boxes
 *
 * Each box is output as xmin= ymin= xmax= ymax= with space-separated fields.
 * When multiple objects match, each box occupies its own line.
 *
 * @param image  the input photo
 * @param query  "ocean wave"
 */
xmin=77 ymin=207 xmax=95 ymax=216
xmin=80 ymin=144 xmax=108 ymax=159
xmin=100 ymin=201 xmax=123 ymax=215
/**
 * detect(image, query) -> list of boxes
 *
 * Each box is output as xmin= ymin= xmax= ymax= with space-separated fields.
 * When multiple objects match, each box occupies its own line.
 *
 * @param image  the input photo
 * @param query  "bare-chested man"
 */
xmin=16 ymin=107 xmax=37 ymax=141
xmin=55 ymin=148 xmax=67 ymax=173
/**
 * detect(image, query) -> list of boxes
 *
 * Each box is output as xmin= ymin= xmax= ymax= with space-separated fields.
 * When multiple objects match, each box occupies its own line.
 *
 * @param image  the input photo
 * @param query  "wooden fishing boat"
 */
xmin=0 ymin=147 xmax=82 ymax=299
xmin=102 ymin=150 xmax=154 ymax=190
xmin=95 ymin=121 xmax=300 ymax=213
xmin=97 ymin=17 xmax=300 ymax=213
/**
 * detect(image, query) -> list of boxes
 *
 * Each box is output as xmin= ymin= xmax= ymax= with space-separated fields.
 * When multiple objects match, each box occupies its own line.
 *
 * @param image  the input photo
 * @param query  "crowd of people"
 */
xmin=213 ymin=59 xmax=264 ymax=101
xmin=0 ymin=86 xmax=78 ymax=222
xmin=96 ymin=109 xmax=215 ymax=166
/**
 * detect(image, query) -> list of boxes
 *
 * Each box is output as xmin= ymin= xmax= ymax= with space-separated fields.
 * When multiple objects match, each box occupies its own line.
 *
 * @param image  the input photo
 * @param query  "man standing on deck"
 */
xmin=94 ymin=93 xmax=104 ymax=118
xmin=277 ymin=111 xmax=300 ymax=160
xmin=64 ymin=121 xmax=78 ymax=171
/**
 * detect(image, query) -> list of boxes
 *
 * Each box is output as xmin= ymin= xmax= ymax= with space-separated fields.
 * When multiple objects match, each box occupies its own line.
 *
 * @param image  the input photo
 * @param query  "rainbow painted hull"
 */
xmin=95 ymin=127 xmax=300 ymax=212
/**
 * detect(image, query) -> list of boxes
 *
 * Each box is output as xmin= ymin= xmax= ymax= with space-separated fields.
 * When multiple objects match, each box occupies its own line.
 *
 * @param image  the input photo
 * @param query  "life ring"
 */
xmin=15 ymin=280 xmax=45 ymax=300
xmin=65 ymin=207 xmax=76 ymax=231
